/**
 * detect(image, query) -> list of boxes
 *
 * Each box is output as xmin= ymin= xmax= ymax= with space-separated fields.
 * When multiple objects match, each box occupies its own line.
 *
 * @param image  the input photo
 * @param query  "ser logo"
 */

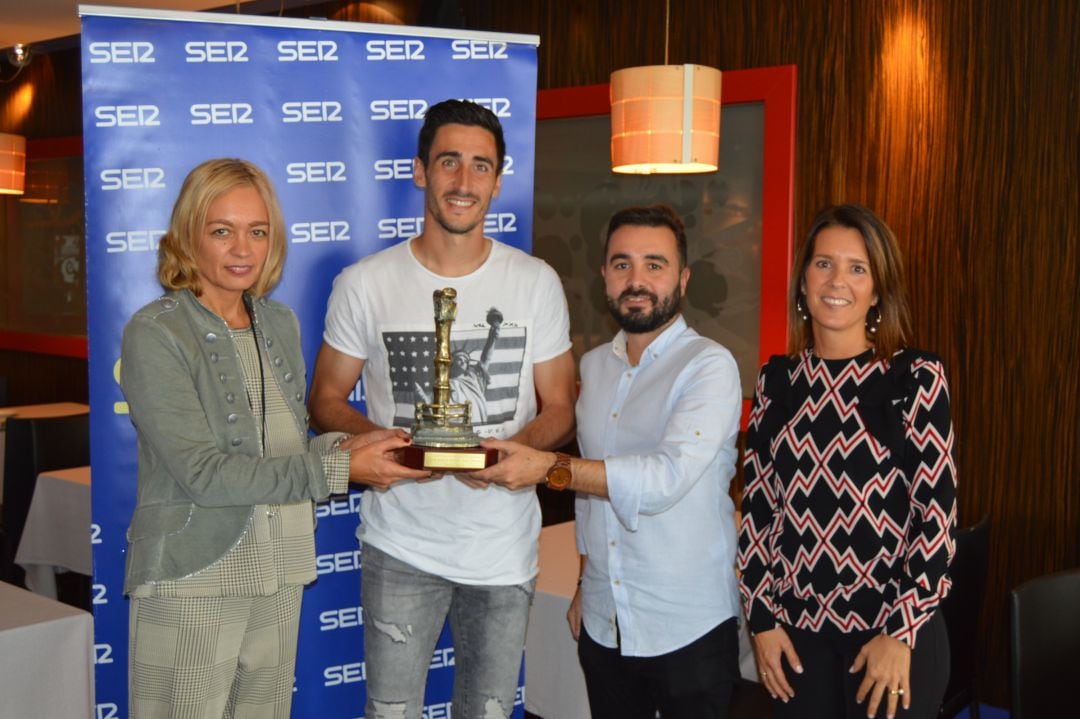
xmin=429 ymin=647 xmax=455 ymax=670
xmin=484 ymin=212 xmax=517 ymax=234
xmin=375 ymin=156 xmax=515 ymax=180
xmin=185 ymin=41 xmax=248 ymax=63
xmin=88 ymin=41 xmax=155 ymax=63
xmin=96 ymin=704 xmax=120 ymax=719
xmin=464 ymin=97 xmax=511 ymax=118
xmin=94 ymin=105 xmax=160 ymax=128
xmin=100 ymin=167 xmax=165 ymax=191
xmin=94 ymin=643 xmax=113 ymax=665
xmin=291 ymin=221 xmax=351 ymax=244
xmin=318 ymin=605 xmax=363 ymax=631
xmin=324 ymin=661 xmax=365 ymax=686
xmin=370 ymin=99 xmax=428 ymax=121
xmin=286 ymin=161 xmax=347 ymax=184
xmin=106 ymin=229 xmax=166 ymax=253
xmin=373 ymin=158 xmax=414 ymax=181
xmin=190 ymin=103 xmax=253 ymax=125
xmin=315 ymin=492 xmax=363 ymax=518
xmin=278 ymin=40 xmax=338 ymax=62
xmin=282 ymin=100 xmax=343 ymax=123
xmin=451 ymin=40 xmax=509 ymax=60
xmin=315 ymin=549 xmax=362 ymax=575
xmin=366 ymin=39 xmax=425 ymax=60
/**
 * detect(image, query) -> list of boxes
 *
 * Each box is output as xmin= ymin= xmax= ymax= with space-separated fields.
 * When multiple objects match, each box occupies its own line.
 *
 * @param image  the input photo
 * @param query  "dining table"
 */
xmin=0 ymin=579 xmax=95 ymax=718
xmin=15 ymin=465 xmax=92 ymax=599
xmin=0 ymin=401 xmax=90 ymax=498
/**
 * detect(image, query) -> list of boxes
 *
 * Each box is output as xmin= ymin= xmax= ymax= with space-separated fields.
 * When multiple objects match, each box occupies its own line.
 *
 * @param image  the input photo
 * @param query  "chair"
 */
xmin=1009 ymin=568 xmax=1080 ymax=719
xmin=938 ymin=514 xmax=991 ymax=718
xmin=0 ymin=413 xmax=90 ymax=589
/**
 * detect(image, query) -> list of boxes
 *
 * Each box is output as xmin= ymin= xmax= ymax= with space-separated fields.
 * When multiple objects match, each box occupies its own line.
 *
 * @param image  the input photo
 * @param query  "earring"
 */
xmin=796 ymin=295 xmax=809 ymax=321
xmin=867 ymin=305 xmax=882 ymax=334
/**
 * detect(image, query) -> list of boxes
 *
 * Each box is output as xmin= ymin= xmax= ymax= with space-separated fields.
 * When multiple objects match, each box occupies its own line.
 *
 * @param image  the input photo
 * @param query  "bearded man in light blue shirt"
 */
xmin=476 ymin=204 xmax=743 ymax=718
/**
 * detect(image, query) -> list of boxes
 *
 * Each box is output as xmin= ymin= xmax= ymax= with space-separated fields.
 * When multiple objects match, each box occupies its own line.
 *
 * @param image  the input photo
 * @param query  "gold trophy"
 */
xmin=401 ymin=288 xmax=498 ymax=471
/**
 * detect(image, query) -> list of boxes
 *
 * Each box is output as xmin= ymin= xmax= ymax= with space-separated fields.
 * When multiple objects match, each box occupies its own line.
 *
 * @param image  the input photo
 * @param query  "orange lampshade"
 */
xmin=610 ymin=64 xmax=722 ymax=174
xmin=0 ymin=133 xmax=26 ymax=195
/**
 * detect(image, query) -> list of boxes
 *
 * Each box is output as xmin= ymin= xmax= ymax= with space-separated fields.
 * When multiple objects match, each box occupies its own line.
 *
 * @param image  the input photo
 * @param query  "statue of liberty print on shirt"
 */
xmin=382 ymin=306 xmax=525 ymax=431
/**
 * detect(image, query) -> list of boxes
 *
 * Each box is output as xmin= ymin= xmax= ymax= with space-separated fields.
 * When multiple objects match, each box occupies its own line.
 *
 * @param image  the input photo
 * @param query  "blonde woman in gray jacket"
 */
xmin=120 ymin=158 xmax=429 ymax=718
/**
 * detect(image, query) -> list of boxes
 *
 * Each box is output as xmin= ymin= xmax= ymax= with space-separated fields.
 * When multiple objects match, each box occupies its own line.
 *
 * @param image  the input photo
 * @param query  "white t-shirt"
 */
xmin=323 ymin=237 xmax=571 ymax=584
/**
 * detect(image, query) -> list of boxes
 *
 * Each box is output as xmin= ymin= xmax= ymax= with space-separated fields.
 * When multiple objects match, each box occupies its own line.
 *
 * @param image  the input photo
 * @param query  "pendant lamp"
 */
xmin=0 ymin=133 xmax=26 ymax=195
xmin=610 ymin=1 xmax=721 ymax=174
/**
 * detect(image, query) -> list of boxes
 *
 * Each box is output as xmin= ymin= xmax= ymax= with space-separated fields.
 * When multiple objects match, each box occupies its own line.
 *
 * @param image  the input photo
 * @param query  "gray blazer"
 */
xmin=120 ymin=289 xmax=334 ymax=592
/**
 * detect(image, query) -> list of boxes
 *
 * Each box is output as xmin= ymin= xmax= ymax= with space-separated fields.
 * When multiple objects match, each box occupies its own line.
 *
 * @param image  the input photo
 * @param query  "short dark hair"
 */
xmin=788 ymin=203 xmax=913 ymax=360
xmin=604 ymin=204 xmax=688 ymax=268
xmin=417 ymin=99 xmax=506 ymax=173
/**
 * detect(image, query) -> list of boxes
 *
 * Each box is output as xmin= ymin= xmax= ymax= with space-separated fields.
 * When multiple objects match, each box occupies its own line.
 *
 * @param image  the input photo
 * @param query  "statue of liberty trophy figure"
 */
xmin=401 ymin=288 xmax=498 ymax=470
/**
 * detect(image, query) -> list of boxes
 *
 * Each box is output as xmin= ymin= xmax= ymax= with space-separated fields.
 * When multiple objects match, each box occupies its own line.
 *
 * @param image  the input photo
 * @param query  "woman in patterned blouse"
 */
xmin=737 ymin=204 xmax=957 ymax=719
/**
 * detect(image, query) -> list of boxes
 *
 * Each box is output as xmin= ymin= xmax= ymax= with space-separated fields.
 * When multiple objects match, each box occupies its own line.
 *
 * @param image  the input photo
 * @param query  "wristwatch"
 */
xmin=544 ymin=452 xmax=573 ymax=491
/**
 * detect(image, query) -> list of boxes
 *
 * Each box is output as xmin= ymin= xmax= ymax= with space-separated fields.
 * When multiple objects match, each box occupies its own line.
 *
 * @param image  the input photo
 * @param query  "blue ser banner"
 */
xmin=80 ymin=5 xmax=538 ymax=717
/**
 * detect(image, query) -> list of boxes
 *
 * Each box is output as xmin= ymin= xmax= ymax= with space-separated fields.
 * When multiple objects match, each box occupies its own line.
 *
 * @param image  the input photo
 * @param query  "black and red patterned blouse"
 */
xmin=737 ymin=348 xmax=957 ymax=647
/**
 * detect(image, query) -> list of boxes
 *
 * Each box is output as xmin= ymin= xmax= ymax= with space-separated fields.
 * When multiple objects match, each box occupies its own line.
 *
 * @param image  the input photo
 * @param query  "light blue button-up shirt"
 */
xmin=575 ymin=315 xmax=742 ymax=657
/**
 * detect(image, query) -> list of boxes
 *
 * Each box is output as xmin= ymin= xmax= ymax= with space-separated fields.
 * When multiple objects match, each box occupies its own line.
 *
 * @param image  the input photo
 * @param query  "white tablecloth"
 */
xmin=15 ymin=466 xmax=92 ymax=598
xmin=524 ymin=521 xmax=759 ymax=718
xmin=0 ymin=402 xmax=90 ymax=498
xmin=525 ymin=521 xmax=591 ymax=719
xmin=0 ymin=580 xmax=95 ymax=718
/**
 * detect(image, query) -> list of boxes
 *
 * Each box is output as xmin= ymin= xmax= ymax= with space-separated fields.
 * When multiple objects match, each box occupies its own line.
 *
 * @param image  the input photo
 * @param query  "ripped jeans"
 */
xmin=360 ymin=542 xmax=534 ymax=719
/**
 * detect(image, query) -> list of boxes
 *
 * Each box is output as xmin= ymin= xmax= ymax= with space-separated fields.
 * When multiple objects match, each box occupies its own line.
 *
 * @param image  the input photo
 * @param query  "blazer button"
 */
xmin=273 ymin=357 xmax=283 ymax=367
xmin=225 ymin=392 xmax=235 ymax=403
xmin=219 ymin=373 xmax=227 ymax=383
xmin=227 ymin=413 xmax=238 ymax=424
xmin=161 ymin=298 xmax=176 ymax=309
xmin=205 ymin=332 xmax=217 ymax=343
xmin=283 ymin=372 xmax=294 ymax=382
xmin=295 ymin=392 xmax=303 ymax=402
xmin=231 ymin=437 xmax=242 ymax=447
xmin=265 ymin=337 xmax=274 ymax=348
xmin=210 ymin=352 xmax=219 ymax=363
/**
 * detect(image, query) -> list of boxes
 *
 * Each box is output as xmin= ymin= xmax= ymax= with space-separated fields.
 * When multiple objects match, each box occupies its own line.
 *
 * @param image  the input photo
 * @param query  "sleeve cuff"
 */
xmin=604 ymin=455 xmax=644 ymax=531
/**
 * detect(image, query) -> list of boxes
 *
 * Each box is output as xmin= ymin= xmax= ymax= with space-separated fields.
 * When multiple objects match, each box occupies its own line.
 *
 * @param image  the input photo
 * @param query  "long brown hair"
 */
xmin=787 ymin=204 xmax=912 ymax=360
xmin=157 ymin=158 xmax=286 ymax=299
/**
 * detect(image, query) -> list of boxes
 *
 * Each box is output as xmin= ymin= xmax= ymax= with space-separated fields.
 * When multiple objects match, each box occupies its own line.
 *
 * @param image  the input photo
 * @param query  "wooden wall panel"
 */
xmin=460 ymin=0 xmax=1078 ymax=706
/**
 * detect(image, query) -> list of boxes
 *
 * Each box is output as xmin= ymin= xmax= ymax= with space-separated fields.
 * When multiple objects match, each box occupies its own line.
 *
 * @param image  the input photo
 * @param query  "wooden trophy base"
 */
xmin=401 ymin=444 xmax=498 ymax=471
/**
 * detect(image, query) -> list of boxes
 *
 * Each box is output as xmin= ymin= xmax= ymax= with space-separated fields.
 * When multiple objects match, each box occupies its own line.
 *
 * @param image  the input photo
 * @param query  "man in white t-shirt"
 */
xmin=310 ymin=99 xmax=576 ymax=719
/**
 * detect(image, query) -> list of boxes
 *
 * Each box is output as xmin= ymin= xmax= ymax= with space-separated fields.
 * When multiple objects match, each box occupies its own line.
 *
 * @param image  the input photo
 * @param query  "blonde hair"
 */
xmin=157 ymin=158 xmax=286 ymax=298
xmin=788 ymin=204 xmax=913 ymax=360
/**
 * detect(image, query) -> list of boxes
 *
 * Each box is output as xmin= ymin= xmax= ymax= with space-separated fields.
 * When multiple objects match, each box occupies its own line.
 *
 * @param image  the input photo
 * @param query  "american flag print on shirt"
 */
xmin=382 ymin=322 xmax=527 ymax=430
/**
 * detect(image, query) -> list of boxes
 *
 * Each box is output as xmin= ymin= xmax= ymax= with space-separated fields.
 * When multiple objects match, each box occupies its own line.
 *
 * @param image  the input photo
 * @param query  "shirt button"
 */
xmin=612 ymin=412 xmax=618 ymax=419
xmin=610 ymin=540 xmax=616 ymax=547
xmin=613 ymin=579 xmax=621 ymax=586
xmin=231 ymin=437 xmax=242 ymax=447
xmin=205 ymin=332 xmax=217 ymax=343
xmin=226 ymin=413 xmax=238 ymax=424
xmin=626 ymin=372 xmax=632 ymax=378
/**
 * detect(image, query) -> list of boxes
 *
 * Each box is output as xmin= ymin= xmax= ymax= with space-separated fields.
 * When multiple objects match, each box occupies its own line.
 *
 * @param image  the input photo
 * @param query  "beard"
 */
xmin=606 ymin=285 xmax=682 ymax=334
xmin=427 ymin=191 xmax=486 ymax=235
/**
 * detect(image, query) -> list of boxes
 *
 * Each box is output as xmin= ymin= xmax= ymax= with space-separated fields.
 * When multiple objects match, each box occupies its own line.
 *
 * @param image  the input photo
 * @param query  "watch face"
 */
xmin=547 ymin=466 xmax=572 ymax=490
